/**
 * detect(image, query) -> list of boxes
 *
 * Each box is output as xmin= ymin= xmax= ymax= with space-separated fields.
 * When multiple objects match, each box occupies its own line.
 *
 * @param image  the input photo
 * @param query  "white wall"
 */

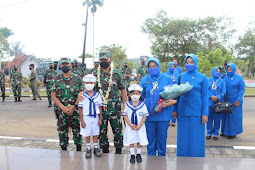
xmin=20 ymin=57 xmax=39 ymax=78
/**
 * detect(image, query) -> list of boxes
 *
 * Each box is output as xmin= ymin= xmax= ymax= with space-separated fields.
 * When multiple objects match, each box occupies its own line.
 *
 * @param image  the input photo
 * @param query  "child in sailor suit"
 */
xmin=122 ymin=84 xmax=149 ymax=163
xmin=78 ymin=74 xmax=103 ymax=158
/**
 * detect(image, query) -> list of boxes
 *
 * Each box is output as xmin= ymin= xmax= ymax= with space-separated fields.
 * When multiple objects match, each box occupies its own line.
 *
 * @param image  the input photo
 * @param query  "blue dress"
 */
xmin=140 ymin=58 xmax=175 ymax=156
xmin=221 ymin=63 xmax=245 ymax=136
xmin=207 ymin=67 xmax=226 ymax=137
xmin=174 ymin=54 xmax=208 ymax=157
xmin=165 ymin=62 xmax=180 ymax=124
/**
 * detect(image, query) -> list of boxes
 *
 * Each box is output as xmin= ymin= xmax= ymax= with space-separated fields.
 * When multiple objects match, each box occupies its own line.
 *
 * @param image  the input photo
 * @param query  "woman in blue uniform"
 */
xmin=165 ymin=62 xmax=180 ymax=127
xmin=221 ymin=63 xmax=245 ymax=139
xmin=173 ymin=54 xmax=208 ymax=157
xmin=206 ymin=67 xmax=226 ymax=140
xmin=140 ymin=58 xmax=177 ymax=156
xmin=173 ymin=58 xmax=183 ymax=74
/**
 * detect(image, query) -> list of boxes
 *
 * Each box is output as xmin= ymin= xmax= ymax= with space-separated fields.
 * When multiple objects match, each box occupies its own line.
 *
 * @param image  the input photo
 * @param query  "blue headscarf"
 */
xmin=146 ymin=57 xmax=161 ymax=69
xmin=184 ymin=54 xmax=198 ymax=67
xmin=227 ymin=63 xmax=236 ymax=73
xmin=167 ymin=62 xmax=176 ymax=74
xmin=211 ymin=67 xmax=221 ymax=76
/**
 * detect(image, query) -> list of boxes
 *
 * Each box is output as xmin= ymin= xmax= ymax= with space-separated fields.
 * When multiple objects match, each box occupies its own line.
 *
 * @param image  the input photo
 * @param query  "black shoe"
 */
xmin=85 ymin=149 xmax=92 ymax=158
xmin=61 ymin=146 xmax=67 ymax=151
xmin=2 ymin=97 xmax=5 ymax=102
xmin=14 ymin=98 xmax=17 ymax=102
xmin=116 ymin=148 xmax=122 ymax=154
xmin=172 ymin=123 xmax=175 ymax=127
xmin=76 ymin=144 xmax=82 ymax=151
xmin=130 ymin=155 xmax=135 ymax=163
xmin=213 ymin=136 xmax=218 ymax=140
xmin=102 ymin=148 xmax=109 ymax=153
xmin=227 ymin=135 xmax=236 ymax=139
xmin=48 ymin=101 xmax=52 ymax=107
xmin=94 ymin=148 xmax=102 ymax=157
xmin=18 ymin=98 xmax=22 ymax=102
xmin=206 ymin=136 xmax=211 ymax=140
xmin=32 ymin=99 xmax=37 ymax=100
xmin=136 ymin=154 xmax=142 ymax=162
xmin=39 ymin=97 xmax=42 ymax=100
xmin=220 ymin=133 xmax=225 ymax=136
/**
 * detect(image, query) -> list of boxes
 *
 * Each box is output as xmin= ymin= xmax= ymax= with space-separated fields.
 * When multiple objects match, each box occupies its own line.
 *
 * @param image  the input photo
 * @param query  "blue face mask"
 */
xmin=213 ymin=72 xmax=221 ymax=78
xmin=175 ymin=63 xmax=178 ymax=67
xmin=149 ymin=67 xmax=160 ymax=76
xmin=227 ymin=71 xmax=234 ymax=76
xmin=185 ymin=64 xmax=196 ymax=72
xmin=169 ymin=68 xmax=175 ymax=73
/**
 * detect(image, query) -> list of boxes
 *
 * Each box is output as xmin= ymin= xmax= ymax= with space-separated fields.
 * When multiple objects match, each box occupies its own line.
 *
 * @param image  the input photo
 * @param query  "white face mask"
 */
xmin=131 ymin=95 xmax=140 ymax=101
xmin=85 ymin=84 xmax=95 ymax=91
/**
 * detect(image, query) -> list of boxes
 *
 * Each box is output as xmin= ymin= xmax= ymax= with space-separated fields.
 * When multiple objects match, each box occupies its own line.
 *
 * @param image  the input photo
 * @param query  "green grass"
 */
xmin=244 ymin=88 xmax=255 ymax=95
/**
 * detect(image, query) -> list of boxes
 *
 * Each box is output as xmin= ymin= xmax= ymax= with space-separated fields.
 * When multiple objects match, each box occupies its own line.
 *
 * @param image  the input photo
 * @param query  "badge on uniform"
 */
xmin=139 ymin=112 xmax=143 ymax=116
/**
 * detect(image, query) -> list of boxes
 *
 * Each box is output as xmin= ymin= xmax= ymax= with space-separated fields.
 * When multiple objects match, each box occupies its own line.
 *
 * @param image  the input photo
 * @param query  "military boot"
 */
xmin=76 ymin=144 xmax=82 ymax=151
xmin=14 ymin=97 xmax=17 ymax=102
xmin=61 ymin=146 xmax=67 ymax=151
xmin=18 ymin=97 xmax=22 ymax=102
xmin=2 ymin=96 xmax=5 ymax=102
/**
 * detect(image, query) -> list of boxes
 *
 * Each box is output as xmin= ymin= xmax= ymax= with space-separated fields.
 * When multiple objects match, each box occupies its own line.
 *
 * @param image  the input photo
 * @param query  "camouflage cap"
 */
xmin=124 ymin=61 xmax=128 ymax=64
xmin=73 ymin=59 xmax=78 ymax=64
xmin=94 ymin=61 xmax=99 ymax=64
xmin=99 ymin=51 xmax=111 ymax=60
xmin=60 ymin=58 xmax=71 ymax=64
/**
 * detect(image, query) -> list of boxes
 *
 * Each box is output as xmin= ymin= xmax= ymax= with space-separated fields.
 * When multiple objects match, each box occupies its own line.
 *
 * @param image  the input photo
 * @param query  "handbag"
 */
xmin=213 ymin=96 xmax=233 ymax=113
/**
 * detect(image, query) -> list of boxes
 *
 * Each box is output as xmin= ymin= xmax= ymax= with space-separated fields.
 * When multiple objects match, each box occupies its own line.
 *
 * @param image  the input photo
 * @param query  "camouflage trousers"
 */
xmin=12 ymin=84 xmax=21 ymax=98
xmin=0 ymin=84 xmax=5 ymax=98
xmin=99 ymin=106 xmax=123 ymax=149
xmin=46 ymin=86 xmax=52 ymax=102
xmin=57 ymin=109 xmax=82 ymax=147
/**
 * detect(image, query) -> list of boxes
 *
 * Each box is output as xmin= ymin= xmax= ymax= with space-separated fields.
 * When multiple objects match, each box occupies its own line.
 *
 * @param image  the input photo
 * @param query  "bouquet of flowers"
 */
xmin=154 ymin=82 xmax=193 ymax=112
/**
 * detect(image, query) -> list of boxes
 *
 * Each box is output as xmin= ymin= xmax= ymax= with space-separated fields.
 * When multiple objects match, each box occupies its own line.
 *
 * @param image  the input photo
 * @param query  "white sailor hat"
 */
xmin=82 ymin=74 xmax=97 ymax=82
xmin=128 ymin=84 xmax=143 ymax=92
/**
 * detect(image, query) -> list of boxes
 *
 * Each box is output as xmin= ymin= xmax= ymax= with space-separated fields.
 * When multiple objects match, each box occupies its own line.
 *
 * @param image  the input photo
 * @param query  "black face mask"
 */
xmin=124 ymin=65 xmax=128 ymax=68
xmin=50 ymin=66 xmax=54 ymax=69
xmin=95 ymin=66 xmax=98 ymax=69
xmin=74 ymin=64 xmax=78 ymax=67
xmin=224 ymin=63 xmax=228 ymax=67
xmin=29 ymin=67 xmax=31 ymax=70
xmin=100 ymin=61 xmax=110 ymax=69
xmin=141 ymin=61 xmax=145 ymax=65
xmin=62 ymin=65 xmax=70 ymax=73
xmin=14 ymin=68 xmax=17 ymax=71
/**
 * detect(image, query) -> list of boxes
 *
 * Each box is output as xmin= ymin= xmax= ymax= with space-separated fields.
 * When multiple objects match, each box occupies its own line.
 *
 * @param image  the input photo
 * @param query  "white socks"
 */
xmin=86 ymin=143 xmax=91 ymax=150
xmin=130 ymin=148 xmax=135 ymax=155
xmin=137 ymin=148 xmax=142 ymax=154
xmin=130 ymin=147 xmax=142 ymax=155
xmin=94 ymin=143 xmax=98 ymax=148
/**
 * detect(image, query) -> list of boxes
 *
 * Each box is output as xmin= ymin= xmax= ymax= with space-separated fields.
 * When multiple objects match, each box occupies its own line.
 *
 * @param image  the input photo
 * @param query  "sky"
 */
xmin=0 ymin=0 xmax=255 ymax=61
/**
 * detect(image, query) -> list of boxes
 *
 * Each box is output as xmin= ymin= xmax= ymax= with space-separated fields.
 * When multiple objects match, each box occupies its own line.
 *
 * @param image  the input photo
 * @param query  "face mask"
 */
xmin=62 ymin=65 xmax=70 ymax=73
xmin=214 ymin=72 xmax=221 ymax=78
xmin=227 ymin=71 xmax=234 ymax=76
xmin=224 ymin=63 xmax=228 ymax=67
xmin=141 ymin=61 xmax=145 ymax=65
xmin=169 ymin=68 xmax=175 ymax=73
xmin=50 ymin=66 xmax=54 ymax=69
xmin=124 ymin=65 xmax=128 ymax=68
xmin=175 ymin=63 xmax=178 ymax=67
xmin=74 ymin=64 xmax=78 ymax=67
xmin=185 ymin=64 xmax=196 ymax=72
xmin=29 ymin=67 xmax=31 ymax=70
xmin=131 ymin=95 xmax=140 ymax=101
xmin=100 ymin=61 xmax=110 ymax=69
xmin=149 ymin=67 xmax=160 ymax=76
xmin=85 ymin=84 xmax=95 ymax=91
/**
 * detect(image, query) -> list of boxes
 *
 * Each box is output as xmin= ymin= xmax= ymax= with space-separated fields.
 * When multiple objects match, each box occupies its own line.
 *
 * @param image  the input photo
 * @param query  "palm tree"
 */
xmin=0 ymin=27 xmax=14 ymax=39
xmin=10 ymin=41 xmax=24 ymax=57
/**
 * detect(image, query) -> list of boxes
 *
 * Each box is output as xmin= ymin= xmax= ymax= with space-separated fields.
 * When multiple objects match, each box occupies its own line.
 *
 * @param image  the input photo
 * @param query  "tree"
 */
xmin=0 ymin=27 xmax=14 ymax=59
xmin=97 ymin=44 xmax=127 ymax=69
xmin=10 ymin=41 xmax=24 ymax=57
xmin=79 ymin=53 xmax=94 ymax=58
xmin=236 ymin=21 xmax=255 ymax=78
xmin=0 ymin=27 xmax=14 ymax=39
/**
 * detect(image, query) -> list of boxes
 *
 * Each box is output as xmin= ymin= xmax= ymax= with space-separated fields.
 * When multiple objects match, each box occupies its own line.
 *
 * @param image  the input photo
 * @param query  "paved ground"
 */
xmin=0 ymin=97 xmax=255 ymax=159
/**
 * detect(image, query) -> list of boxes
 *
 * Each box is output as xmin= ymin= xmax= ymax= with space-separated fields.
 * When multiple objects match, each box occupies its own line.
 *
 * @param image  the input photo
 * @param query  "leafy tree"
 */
xmin=236 ymin=21 xmax=255 ymax=78
xmin=0 ymin=27 xmax=13 ymax=59
xmin=79 ymin=53 xmax=94 ymax=58
xmin=97 ymin=44 xmax=127 ymax=69
xmin=10 ymin=41 xmax=24 ymax=57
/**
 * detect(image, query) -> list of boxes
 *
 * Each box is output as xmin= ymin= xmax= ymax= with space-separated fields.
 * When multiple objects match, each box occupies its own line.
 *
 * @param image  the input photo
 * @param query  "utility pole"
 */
xmin=82 ymin=0 xmax=89 ymax=67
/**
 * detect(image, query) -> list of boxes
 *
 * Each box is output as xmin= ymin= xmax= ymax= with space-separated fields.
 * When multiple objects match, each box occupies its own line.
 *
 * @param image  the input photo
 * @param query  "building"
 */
xmin=4 ymin=53 xmax=40 ymax=78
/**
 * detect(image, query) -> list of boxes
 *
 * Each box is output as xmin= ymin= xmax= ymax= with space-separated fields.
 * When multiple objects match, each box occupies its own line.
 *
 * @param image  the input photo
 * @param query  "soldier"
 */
xmin=51 ymin=58 xmax=84 ymax=151
xmin=9 ymin=65 xmax=23 ymax=102
xmin=71 ymin=59 xmax=84 ymax=78
xmin=120 ymin=61 xmax=132 ymax=92
xmin=137 ymin=58 xmax=149 ymax=84
xmin=28 ymin=64 xmax=41 ymax=100
xmin=90 ymin=61 xmax=99 ymax=74
xmin=42 ymin=63 xmax=57 ymax=107
xmin=80 ymin=51 xmax=127 ymax=154
xmin=0 ymin=70 xmax=7 ymax=102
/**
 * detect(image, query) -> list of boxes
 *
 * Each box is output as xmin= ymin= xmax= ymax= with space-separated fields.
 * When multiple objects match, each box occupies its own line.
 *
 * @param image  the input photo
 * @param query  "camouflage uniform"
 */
xmin=10 ymin=71 xmax=22 ymax=100
xmin=82 ymin=68 xmax=90 ymax=76
xmin=90 ymin=61 xmax=99 ymax=74
xmin=43 ymin=69 xmax=57 ymax=102
xmin=120 ymin=66 xmax=132 ymax=91
xmin=95 ymin=52 xmax=125 ymax=150
xmin=50 ymin=72 xmax=84 ymax=148
xmin=0 ymin=72 xmax=6 ymax=101
xmin=71 ymin=67 xmax=84 ymax=78
xmin=137 ymin=64 xmax=149 ymax=82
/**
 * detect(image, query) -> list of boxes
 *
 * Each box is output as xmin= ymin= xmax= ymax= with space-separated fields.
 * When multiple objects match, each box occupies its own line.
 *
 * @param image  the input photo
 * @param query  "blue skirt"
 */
xmin=177 ymin=115 xmax=205 ymax=157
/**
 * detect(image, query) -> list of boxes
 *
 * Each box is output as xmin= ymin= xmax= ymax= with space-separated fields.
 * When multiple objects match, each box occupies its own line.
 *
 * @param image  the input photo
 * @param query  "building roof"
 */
xmin=4 ymin=53 xmax=34 ymax=69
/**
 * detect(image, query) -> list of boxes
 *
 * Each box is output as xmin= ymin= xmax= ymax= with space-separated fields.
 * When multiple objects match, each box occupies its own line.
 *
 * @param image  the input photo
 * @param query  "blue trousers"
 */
xmin=177 ymin=115 xmax=205 ymax=157
xmin=145 ymin=121 xmax=169 ymax=156
xmin=171 ymin=116 xmax=176 ymax=123
xmin=206 ymin=107 xmax=222 ymax=136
